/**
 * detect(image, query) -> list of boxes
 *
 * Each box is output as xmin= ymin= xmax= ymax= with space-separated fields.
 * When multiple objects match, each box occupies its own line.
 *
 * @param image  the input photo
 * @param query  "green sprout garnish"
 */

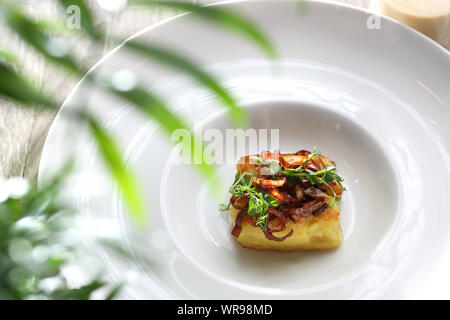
xmin=220 ymin=171 xmax=279 ymax=231
xmin=217 ymin=203 xmax=231 ymax=212
xmin=282 ymin=155 xmax=346 ymax=208
xmin=294 ymin=147 xmax=321 ymax=172
xmin=220 ymin=148 xmax=346 ymax=231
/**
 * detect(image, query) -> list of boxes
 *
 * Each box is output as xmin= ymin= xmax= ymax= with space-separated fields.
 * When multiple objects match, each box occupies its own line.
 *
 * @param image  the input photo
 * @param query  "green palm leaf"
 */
xmin=0 ymin=49 xmax=19 ymax=65
xmin=133 ymin=0 xmax=277 ymax=59
xmin=0 ymin=62 xmax=55 ymax=107
xmin=123 ymin=40 xmax=247 ymax=127
xmin=82 ymin=112 xmax=147 ymax=225
xmin=98 ymin=81 xmax=220 ymax=193
xmin=1 ymin=4 xmax=85 ymax=76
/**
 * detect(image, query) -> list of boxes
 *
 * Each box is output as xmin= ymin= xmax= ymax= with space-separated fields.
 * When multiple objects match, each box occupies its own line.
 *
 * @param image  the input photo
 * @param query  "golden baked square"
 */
xmin=224 ymin=149 xmax=345 ymax=251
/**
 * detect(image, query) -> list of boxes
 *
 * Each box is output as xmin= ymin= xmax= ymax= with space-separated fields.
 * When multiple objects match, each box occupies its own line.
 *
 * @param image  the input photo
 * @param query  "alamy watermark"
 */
xmin=66 ymin=5 xmax=81 ymax=30
xmin=171 ymin=128 xmax=280 ymax=165
xmin=367 ymin=14 xmax=382 ymax=30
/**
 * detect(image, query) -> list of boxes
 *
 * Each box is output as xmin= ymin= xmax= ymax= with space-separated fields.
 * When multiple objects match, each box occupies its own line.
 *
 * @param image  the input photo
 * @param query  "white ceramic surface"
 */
xmin=38 ymin=0 xmax=450 ymax=299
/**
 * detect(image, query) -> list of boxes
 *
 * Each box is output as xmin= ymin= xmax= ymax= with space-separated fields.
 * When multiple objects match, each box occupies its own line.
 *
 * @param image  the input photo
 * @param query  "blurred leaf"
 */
xmin=124 ymin=40 xmax=247 ymax=127
xmin=41 ymin=158 xmax=75 ymax=189
xmin=297 ymin=0 xmax=308 ymax=12
xmin=97 ymin=238 xmax=134 ymax=261
xmin=81 ymin=113 xmax=147 ymax=226
xmin=99 ymin=75 xmax=187 ymax=134
xmin=2 ymin=4 xmax=85 ymax=76
xmin=57 ymin=0 xmax=103 ymax=40
xmin=94 ymin=76 xmax=220 ymax=193
xmin=24 ymin=159 xmax=75 ymax=218
xmin=0 ymin=167 xmax=124 ymax=300
xmin=105 ymin=284 xmax=123 ymax=300
xmin=36 ymin=18 xmax=75 ymax=35
xmin=132 ymin=0 xmax=277 ymax=59
xmin=0 ymin=62 xmax=55 ymax=107
xmin=0 ymin=49 xmax=19 ymax=65
xmin=51 ymin=280 xmax=105 ymax=300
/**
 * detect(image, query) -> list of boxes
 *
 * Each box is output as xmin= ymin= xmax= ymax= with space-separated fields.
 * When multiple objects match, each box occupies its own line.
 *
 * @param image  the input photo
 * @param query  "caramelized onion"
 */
xmin=281 ymin=154 xmax=308 ymax=168
xmin=319 ymin=180 xmax=344 ymax=197
xmin=265 ymin=187 xmax=293 ymax=204
xmin=267 ymin=208 xmax=286 ymax=232
xmin=253 ymin=177 xmax=286 ymax=187
xmin=295 ymin=150 xmax=311 ymax=156
xmin=295 ymin=185 xmax=304 ymax=201
xmin=304 ymin=161 xmax=319 ymax=172
xmin=263 ymin=229 xmax=294 ymax=241
xmin=311 ymin=156 xmax=326 ymax=170
xmin=304 ymin=188 xmax=327 ymax=201
xmin=230 ymin=196 xmax=249 ymax=210
xmin=290 ymin=202 xmax=328 ymax=219
xmin=249 ymin=216 xmax=258 ymax=227
xmin=236 ymin=155 xmax=267 ymax=177
xmin=265 ymin=187 xmax=285 ymax=202
xmin=231 ymin=209 xmax=246 ymax=238
xmin=311 ymin=202 xmax=328 ymax=216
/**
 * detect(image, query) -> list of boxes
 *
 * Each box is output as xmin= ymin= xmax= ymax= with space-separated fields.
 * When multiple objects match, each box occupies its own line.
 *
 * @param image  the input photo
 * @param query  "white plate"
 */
xmin=38 ymin=0 xmax=450 ymax=299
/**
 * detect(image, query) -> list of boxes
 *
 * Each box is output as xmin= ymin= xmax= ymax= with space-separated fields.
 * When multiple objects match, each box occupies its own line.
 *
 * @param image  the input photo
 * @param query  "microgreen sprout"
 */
xmin=217 ymin=203 xmax=230 ymax=212
xmin=220 ymin=171 xmax=279 ymax=231
xmin=282 ymin=161 xmax=345 ymax=207
xmin=294 ymin=147 xmax=321 ymax=172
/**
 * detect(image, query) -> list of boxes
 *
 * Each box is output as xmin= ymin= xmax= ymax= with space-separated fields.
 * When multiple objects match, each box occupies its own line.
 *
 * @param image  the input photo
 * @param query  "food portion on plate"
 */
xmin=222 ymin=148 xmax=345 ymax=251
